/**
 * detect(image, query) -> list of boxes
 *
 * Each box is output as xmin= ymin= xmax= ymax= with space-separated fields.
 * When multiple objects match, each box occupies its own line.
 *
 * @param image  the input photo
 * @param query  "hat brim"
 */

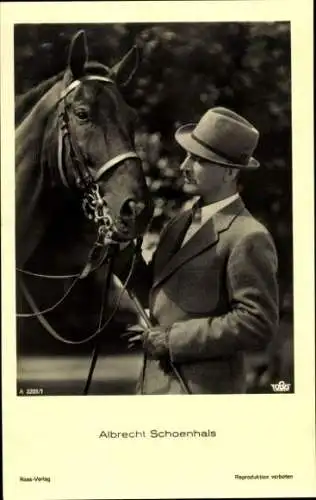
xmin=175 ymin=124 xmax=260 ymax=170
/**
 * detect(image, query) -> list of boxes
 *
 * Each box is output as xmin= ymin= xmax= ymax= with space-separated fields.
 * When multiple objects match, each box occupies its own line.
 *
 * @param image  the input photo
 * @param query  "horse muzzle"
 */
xmin=114 ymin=197 xmax=154 ymax=242
xmin=82 ymin=183 xmax=153 ymax=245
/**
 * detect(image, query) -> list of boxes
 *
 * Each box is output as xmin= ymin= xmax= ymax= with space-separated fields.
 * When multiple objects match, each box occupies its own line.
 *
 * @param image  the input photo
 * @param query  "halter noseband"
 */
xmin=57 ymin=75 xmax=140 ymax=244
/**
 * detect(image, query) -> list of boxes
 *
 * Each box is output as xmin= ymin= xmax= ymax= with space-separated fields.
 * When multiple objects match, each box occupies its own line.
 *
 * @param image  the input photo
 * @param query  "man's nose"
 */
xmin=180 ymin=155 xmax=191 ymax=171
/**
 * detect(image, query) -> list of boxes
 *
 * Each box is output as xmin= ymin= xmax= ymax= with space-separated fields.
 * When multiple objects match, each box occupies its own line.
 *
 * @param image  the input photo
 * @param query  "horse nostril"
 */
xmin=120 ymin=199 xmax=146 ymax=219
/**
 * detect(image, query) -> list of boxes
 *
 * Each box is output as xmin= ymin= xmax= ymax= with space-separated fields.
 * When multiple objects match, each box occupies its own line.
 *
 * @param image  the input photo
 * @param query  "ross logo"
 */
xmin=270 ymin=380 xmax=291 ymax=392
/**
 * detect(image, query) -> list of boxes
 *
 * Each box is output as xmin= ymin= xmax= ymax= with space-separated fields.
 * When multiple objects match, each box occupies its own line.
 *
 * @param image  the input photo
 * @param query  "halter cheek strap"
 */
xmin=57 ymin=127 xmax=70 ymax=188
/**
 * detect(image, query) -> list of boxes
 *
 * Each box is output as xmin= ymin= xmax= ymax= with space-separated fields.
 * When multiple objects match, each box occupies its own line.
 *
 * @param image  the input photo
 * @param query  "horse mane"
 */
xmin=15 ymin=73 xmax=63 ymax=126
xmin=15 ymin=75 xmax=67 ymax=267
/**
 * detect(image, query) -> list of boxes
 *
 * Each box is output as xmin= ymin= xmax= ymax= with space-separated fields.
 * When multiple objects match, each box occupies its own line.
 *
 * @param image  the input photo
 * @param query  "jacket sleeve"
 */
xmin=168 ymin=231 xmax=279 ymax=362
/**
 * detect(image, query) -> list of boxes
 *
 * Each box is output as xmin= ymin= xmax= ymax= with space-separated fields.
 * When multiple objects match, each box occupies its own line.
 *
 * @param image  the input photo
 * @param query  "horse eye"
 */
xmin=75 ymin=108 xmax=90 ymax=121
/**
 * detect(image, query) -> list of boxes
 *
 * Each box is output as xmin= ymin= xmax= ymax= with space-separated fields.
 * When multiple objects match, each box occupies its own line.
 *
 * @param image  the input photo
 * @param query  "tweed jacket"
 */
xmin=135 ymin=196 xmax=279 ymax=395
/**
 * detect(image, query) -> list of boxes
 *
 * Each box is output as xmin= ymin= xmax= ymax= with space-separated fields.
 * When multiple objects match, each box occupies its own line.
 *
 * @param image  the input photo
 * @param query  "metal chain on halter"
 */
xmin=81 ymin=184 xmax=115 ymax=246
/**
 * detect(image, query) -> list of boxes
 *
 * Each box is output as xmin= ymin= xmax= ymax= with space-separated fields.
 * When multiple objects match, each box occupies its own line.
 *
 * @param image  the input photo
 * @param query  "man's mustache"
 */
xmin=182 ymin=171 xmax=197 ymax=184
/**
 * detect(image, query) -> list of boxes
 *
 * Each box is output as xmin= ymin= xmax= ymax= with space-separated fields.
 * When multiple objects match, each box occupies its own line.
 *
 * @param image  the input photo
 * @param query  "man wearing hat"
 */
xmin=124 ymin=107 xmax=279 ymax=394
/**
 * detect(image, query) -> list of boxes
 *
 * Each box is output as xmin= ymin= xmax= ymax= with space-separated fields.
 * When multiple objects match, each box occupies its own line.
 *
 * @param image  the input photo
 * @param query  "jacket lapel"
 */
xmin=153 ymin=197 xmax=245 ymax=288
xmin=153 ymin=210 xmax=192 ymax=272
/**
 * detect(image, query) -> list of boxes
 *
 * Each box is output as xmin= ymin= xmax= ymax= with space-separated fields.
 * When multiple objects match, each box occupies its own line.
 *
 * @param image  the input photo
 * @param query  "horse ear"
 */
xmin=111 ymin=45 xmax=140 ymax=87
xmin=67 ymin=30 xmax=88 ymax=79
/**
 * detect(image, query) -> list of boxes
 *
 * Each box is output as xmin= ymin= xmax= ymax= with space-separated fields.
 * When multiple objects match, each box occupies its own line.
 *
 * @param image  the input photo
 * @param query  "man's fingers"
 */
xmin=122 ymin=325 xmax=146 ymax=334
xmin=121 ymin=330 xmax=143 ymax=342
xmin=127 ymin=342 xmax=137 ymax=350
xmin=127 ymin=334 xmax=144 ymax=350
xmin=121 ymin=329 xmax=144 ymax=339
xmin=128 ymin=334 xmax=143 ymax=343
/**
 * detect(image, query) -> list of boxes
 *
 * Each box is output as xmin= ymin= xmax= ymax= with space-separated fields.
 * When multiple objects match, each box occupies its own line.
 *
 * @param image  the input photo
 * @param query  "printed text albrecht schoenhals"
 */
xmin=98 ymin=429 xmax=216 ymax=439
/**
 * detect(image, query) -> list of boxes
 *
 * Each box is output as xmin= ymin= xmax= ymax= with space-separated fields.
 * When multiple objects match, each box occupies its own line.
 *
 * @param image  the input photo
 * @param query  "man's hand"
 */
xmin=143 ymin=326 xmax=170 ymax=359
xmin=123 ymin=325 xmax=170 ymax=360
xmin=123 ymin=324 xmax=144 ymax=349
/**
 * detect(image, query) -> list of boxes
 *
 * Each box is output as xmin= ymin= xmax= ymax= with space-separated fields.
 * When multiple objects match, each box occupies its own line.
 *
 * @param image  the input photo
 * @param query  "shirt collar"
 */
xmin=199 ymin=193 xmax=240 ymax=224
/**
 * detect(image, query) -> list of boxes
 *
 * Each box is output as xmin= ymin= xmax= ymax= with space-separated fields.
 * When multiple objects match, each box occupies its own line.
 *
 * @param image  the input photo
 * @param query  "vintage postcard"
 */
xmin=1 ymin=0 xmax=315 ymax=499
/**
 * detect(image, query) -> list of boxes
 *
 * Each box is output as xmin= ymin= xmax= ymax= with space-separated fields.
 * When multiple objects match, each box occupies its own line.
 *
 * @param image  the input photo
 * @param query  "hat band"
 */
xmin=191 ymin=132 xmax=249 ymax=165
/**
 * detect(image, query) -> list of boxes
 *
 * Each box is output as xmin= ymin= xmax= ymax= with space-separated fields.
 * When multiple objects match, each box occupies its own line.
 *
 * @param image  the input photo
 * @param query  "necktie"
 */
xmin=181 ymin=203 xmax=202 ymax=246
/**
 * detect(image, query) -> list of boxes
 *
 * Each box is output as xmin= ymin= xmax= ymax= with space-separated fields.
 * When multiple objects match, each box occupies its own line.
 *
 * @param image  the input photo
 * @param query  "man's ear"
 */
xmin=224 ymin=167 xmax=239 ymax=182
xmin=110 ymin=45 xmax=140 ymax=87
xmin=67 ymin=30 xmax=88 ymax=80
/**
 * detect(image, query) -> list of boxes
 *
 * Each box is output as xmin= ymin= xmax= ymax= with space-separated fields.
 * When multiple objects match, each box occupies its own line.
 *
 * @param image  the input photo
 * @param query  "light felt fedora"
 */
xmin=175 ymin=107 xmax=260 ymax=169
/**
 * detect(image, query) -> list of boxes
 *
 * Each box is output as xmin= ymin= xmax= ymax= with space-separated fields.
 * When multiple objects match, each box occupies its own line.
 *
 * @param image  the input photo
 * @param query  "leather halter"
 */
xmin=56 ymin=74 xmax=141 ymax=244
xmin=57 ymin=75 xmax=139 ymax=190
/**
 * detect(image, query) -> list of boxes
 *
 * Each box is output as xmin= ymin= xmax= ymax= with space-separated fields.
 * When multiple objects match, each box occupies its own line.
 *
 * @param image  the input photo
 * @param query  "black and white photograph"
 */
xmin=1 ymin=1 xmax=315 ymax=499
xmin=15 ymin=21 xmax=293 ymax=396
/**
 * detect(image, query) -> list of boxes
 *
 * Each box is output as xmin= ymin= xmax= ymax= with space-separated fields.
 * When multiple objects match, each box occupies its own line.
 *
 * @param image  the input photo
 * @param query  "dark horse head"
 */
xmin=16 ymin=30 xmax=153 ymax=268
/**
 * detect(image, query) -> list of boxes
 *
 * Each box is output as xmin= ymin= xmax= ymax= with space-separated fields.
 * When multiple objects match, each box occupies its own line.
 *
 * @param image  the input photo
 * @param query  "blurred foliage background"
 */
xmin=15 ymin=22 xmax=292 ymax=314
